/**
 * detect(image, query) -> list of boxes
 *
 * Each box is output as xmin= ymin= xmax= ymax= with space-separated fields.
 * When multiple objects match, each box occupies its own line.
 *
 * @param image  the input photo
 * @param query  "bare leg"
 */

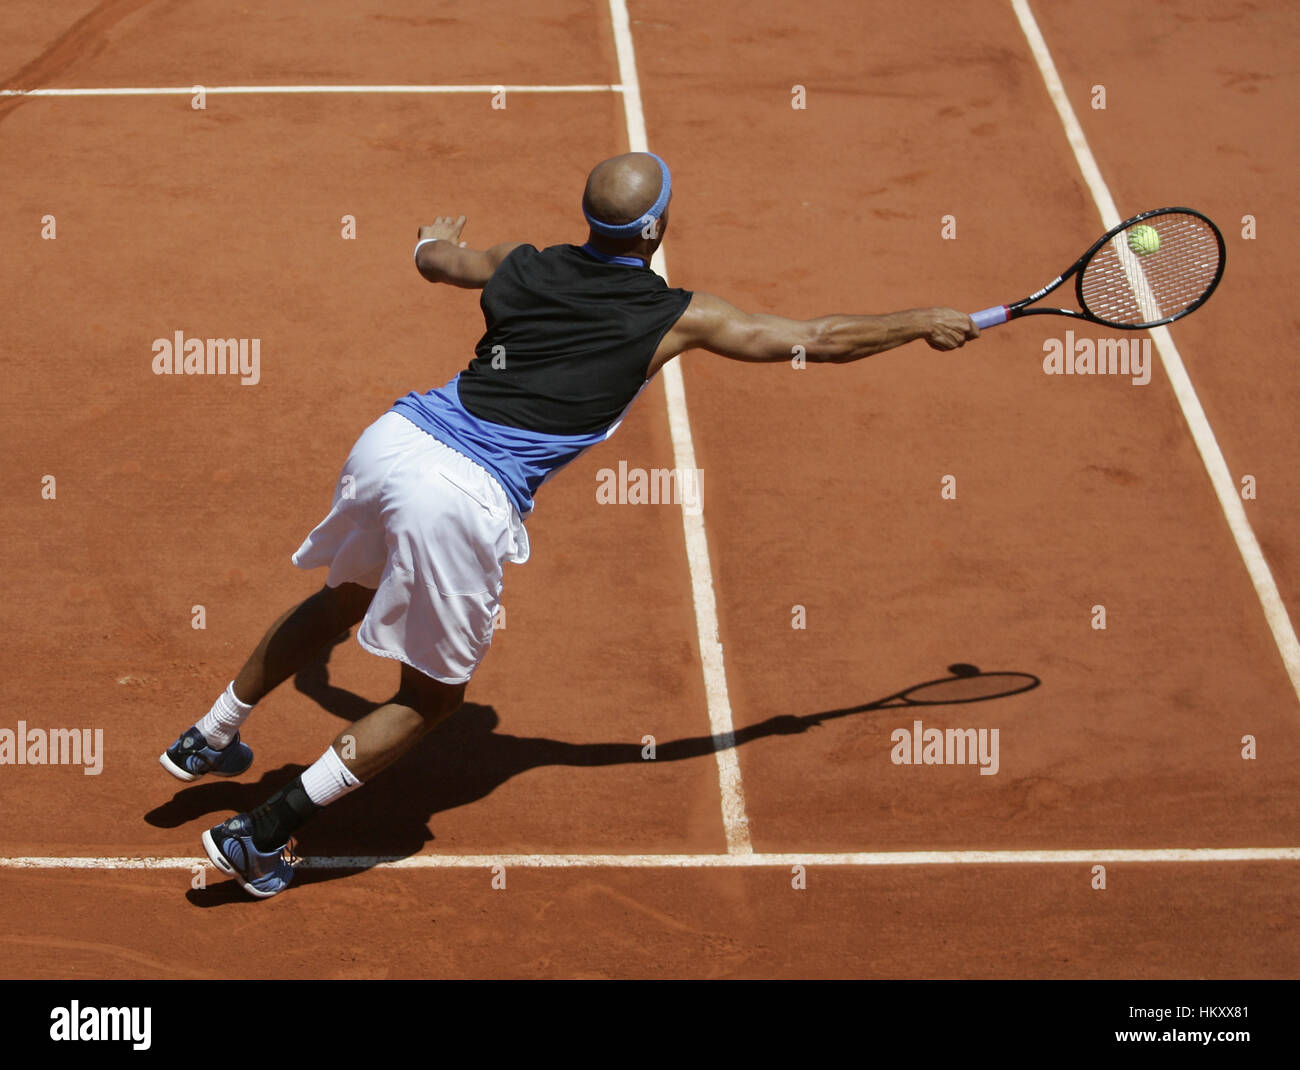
xmin=327 ymin=663 xmax=465 ymax=781
xmin=233 ymin=582 xmax=376 ymax=704
xmin=232 ymin=663 xmax=465 ymax=867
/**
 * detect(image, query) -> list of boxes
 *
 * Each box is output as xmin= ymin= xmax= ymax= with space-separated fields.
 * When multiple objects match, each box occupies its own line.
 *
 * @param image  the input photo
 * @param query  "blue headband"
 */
xmin=583 ymin=153 xmax=671 ymax=238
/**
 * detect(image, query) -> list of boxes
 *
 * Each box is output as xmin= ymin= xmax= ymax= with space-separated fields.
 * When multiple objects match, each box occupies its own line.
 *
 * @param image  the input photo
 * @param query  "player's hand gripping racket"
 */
xmin=969 ymin=207 xmax=1225 ymax=331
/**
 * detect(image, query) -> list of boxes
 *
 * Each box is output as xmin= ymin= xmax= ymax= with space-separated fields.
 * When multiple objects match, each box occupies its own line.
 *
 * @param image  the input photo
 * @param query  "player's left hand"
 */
xmin=419 ymin=216 xmax=469 ymax=246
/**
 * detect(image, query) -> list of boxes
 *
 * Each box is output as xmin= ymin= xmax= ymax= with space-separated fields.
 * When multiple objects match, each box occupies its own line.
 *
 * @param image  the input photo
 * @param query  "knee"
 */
xmin=325 ymin=582 xmax=376 ymax=626
xmin=396 ymin=666 xmax=465 ymax=725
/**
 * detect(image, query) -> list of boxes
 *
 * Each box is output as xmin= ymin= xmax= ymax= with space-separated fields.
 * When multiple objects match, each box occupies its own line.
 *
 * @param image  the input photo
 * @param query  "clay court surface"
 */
xmin=1 ymin=0 xmax=1297 ymax=980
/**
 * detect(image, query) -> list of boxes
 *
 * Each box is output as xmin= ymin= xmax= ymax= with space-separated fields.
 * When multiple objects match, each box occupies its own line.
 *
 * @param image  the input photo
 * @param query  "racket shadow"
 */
xmin=804 ymin=664 xmax=1041 ymax=727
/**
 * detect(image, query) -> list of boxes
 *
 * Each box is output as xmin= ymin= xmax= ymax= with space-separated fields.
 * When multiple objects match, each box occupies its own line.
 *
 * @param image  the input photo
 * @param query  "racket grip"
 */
xmin=970 ymin=305 xmax=1010 ymax=329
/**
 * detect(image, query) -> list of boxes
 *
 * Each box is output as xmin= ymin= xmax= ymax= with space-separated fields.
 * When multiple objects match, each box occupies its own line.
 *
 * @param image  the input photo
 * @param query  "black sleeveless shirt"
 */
xmin=456 ymin=244 xmax=693 ymax=436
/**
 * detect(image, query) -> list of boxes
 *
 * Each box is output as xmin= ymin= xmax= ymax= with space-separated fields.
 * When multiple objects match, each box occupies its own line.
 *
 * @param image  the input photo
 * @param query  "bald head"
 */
xmin=581 ymin=152 xmax=672 ymax=263
xmin=583 ymin=152 xmax=667 ymax=225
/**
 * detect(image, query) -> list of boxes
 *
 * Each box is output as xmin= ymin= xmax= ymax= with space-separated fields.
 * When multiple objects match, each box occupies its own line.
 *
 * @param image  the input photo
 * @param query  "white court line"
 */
xmin=1010 ymin=0 xmax=1300 ymax=706
xmin=0 ymin=84 xmax=620 ymax=97
xmin=1 ymin=848 xmax=1297 ymax=870
xmin=1109 ymin=235 xmax=1165 ymax=325
xmin=606 ymin=0 xmax=752 ymax=855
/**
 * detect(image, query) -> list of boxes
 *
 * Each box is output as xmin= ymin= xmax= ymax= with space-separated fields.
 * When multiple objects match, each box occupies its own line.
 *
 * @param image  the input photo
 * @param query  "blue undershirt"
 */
xmin=390 ymin=375 xmax=639 ymax=518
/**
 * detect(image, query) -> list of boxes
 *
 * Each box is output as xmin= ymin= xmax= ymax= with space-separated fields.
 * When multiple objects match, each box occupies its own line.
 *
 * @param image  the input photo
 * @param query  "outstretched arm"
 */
xmin=656 ymin=292 xmax=978 ymax=372
xmin=415 ymin=215 xmax=524 ymax=289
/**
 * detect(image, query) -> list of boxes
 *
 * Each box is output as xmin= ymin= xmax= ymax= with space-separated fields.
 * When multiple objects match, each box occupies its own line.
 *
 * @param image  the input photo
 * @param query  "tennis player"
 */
xmin=160 ymin=151 xmax=979 ymax=898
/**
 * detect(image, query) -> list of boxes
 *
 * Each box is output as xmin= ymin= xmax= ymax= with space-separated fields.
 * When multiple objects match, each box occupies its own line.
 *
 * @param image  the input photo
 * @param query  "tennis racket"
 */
xmin=969 ymin=207 xmax=1225 ymax=331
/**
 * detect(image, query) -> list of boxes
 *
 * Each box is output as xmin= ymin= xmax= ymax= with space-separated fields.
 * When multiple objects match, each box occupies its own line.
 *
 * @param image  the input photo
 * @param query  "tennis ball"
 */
xmin=1127 ymin=224 xmax=1160 ymax=256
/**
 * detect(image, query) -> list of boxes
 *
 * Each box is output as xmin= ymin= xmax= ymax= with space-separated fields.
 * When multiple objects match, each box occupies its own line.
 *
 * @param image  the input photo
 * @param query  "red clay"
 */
xmin=0 ymin=0 xmax=1295 ymax=979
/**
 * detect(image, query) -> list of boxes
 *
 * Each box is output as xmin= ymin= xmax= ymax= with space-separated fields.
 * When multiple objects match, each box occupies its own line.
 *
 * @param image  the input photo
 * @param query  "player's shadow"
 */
xmin=168 ymin=635 xmax=1038 ymax=905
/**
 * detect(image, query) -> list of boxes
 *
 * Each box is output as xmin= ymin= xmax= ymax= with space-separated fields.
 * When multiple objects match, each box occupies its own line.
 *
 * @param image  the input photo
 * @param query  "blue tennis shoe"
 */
xmin=202 ymin=813 xmax=296 ymax=899
xmin=159 ymin=725 xmax=253 ymax=782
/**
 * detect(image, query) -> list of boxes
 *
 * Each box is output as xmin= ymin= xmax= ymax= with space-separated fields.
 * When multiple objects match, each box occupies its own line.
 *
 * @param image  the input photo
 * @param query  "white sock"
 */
xmin=301 ymin=745 xmax=363 ymax=807
xmin=196 ymin=682 xmax=255 ymax=749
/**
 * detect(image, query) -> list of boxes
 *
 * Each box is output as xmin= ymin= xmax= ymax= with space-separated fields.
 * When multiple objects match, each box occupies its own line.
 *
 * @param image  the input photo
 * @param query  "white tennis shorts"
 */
xmin=291 ymin=411 xmax=530 ymax=684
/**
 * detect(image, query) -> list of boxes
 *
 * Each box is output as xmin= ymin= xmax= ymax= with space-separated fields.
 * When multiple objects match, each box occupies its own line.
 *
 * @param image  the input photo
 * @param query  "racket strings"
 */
xmin=1080 ymin=213 xmax=1222 ymax=327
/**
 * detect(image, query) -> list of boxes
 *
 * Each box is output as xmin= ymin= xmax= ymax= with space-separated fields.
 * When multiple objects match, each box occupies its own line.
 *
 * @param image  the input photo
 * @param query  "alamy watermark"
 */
xmin=595 ymin=460 xmax=704 ymax=515
xmin=152 ymin=331 xmax=261 ymax=385
xmin=0 ymin=722 xmax=104 ymax=774
xmin=890 ymin=719 xmax=999 ymax=775
xmin=1043 ymin=329 xmax=1150 ymax=386
xmin=50 ymin=1001 xmax=150 ymax=1049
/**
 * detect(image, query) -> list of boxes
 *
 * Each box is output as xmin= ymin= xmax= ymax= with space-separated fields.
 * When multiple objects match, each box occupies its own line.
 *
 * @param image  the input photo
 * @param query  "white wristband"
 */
xmin=414 ymin=236 xmax=441 ymax=260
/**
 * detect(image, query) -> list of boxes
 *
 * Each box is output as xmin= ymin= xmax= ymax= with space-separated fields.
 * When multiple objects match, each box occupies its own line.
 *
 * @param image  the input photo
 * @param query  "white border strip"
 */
xmin=1010 ymin=0 xmax=1300 ymax=704
xmin=606 ymin=0 xmax=752 ymax=854
xmin=0 ymin=84 xmax=621 ymax=97
xmin=2 ymin=848 xmax=1297 ymax=870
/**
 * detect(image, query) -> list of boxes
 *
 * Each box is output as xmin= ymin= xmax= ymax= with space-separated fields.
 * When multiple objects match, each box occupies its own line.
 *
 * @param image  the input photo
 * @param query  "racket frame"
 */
xmin=974 ymin=206 xmax=1226 ymax=331
xmin=895 ymin=672 xmax=1039 ymax=706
